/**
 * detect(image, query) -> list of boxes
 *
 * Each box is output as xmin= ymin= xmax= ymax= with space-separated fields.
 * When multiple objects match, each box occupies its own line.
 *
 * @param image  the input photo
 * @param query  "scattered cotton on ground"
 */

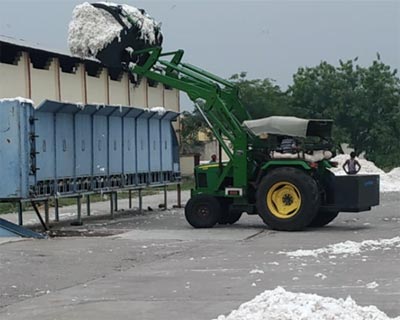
xmin=68 ymin=2 xmax=160 ymax=58
xmin=330 ymin=154 xmax=400 ymax=192
xmin=214 ymin=286 xmax=400 ymax=320
xmin=249 ymin=269 xmax=264 ymax=274
xmin=280 ymin=237 xmax=400 ymax=258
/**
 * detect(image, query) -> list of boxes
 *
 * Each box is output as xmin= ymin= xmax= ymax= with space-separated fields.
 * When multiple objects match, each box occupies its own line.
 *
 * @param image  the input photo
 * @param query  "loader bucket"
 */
xmin=91 ymin=3 xmax=163 ymax=69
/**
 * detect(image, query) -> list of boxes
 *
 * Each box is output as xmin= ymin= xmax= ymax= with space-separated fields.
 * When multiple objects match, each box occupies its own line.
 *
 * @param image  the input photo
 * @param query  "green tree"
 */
xmin=230 ymin=72 xmax=290 ymax=119
xmin=289 ymin=58 xmax=400 ymax=168
xmin=180 ymin=109 xmax=210 ymax=154
xmin=181 ymin=73 xmax=290 ymax=153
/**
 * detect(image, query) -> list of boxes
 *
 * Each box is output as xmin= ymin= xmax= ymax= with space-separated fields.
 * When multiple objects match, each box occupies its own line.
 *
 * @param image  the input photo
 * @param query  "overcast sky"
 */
xmin=0 ymin=0 xmax=399 ymax=110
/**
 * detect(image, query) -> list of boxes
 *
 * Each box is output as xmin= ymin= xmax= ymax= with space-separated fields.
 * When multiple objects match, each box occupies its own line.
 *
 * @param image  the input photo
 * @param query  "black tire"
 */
xmin=185 ymin=195 xmax=221 ymax=228
xmin=217 ymin=198 xmax=242 ymax=225
xmin=309 ymin=211 xmax=339 ymax=228
xmin=256 ymin=167 xmax=320 ymax=231
xmin=222 ymin=212 xmax=243 ymax=225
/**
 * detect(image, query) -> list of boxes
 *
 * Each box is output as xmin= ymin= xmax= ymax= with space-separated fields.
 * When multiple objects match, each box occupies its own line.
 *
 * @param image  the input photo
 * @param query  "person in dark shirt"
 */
xmin=209 ymin=154 xmax=217 ymax=163
xmin=342 ymin=152 xmax=361 ymax=174
xmin=280 ymin=136 xmax=299 ymax=154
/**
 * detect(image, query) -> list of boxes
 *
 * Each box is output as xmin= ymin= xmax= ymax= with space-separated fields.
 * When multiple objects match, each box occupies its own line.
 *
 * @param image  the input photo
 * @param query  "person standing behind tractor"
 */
xmin=209 ymin=154 xmax=217 ymax=163
xmin=343 ymin=152 xmax=361 ymax=174
xmin=280 ymin=136 xmax=299 ymax=154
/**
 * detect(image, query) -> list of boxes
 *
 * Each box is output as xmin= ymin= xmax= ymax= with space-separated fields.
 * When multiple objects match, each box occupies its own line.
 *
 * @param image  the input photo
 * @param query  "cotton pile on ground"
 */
xmin=280 ymin=236 xmax=400 ymax=258
xmin=330 ymin=154 xmax=400 ymax=192
xmin=214 ymin=287 xmax=400 ymax=320
xmin=68 ymin=2 xmax=160 ymax=58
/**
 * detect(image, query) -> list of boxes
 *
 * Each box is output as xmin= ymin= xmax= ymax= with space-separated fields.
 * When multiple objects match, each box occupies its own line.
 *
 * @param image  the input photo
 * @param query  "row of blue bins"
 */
xmin=0 ymin=99 xmax=180 ymax=199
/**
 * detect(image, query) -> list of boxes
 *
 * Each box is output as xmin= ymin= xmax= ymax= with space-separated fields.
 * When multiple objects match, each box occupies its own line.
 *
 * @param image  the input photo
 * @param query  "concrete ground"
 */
xmin=0 ymin=192 xmax=399 ymax=320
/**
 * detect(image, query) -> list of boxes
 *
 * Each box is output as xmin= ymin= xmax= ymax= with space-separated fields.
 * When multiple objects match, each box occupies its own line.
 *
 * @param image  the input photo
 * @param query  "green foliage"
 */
xmin=180 ymin=109 xmax=210 ymax=154
xmin=182 ymin=59 xmax=400 ymax=169
xmin=230 ymin=72 xmax=290 ymax=119
xmin=289 ymin=57 xmax=400 ymax=168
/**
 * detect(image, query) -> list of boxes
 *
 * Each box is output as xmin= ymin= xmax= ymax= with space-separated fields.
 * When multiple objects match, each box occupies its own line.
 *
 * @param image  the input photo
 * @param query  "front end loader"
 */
xmin=82 ymin=2 xmax=380 ymax=231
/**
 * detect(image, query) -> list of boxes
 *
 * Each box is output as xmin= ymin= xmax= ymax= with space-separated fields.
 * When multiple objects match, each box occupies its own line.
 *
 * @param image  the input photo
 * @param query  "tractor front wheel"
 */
xmin=185 ymin=195 xmax=221 ymax=228
xmin=217 ymin=199 xmax=242 ymax=225
xmin=256 ymin=167 xmax=320 ymax=231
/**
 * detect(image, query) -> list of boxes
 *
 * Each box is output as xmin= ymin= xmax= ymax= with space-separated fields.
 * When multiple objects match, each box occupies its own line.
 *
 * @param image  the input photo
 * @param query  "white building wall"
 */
xmin=0 ymin=55 xmax=27 ymax=98
xmin=164 ymin=88 xmax=179 ymax=112
xmin=130 ymin=78 xmax=147 ymax=107
xmin=0 ymin=45 xmax=180 ymax=114
xmin=109 ymin=73 xmax=129 ymax=106
xmin=59 ymin=64 xmax=85 ymax=104
xmin=30 ymin=58 xmax=57 ymax=103
xmin=148 ymin=83 xmax=164 ymax=108
xmin=86 ymin=68 xmax=108 ymax=105
xmin=180 ymin=155 xmax=196 ymax=177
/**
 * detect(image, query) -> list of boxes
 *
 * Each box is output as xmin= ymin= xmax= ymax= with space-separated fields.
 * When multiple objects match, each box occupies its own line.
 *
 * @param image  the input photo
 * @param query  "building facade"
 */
xmin=0 ymin=36 xmax=180 ymax=117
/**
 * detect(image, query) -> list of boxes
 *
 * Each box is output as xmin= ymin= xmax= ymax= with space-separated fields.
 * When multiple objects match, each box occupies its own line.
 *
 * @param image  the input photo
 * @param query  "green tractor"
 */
xmin=90 ymin=3 xmax=380 ymax=231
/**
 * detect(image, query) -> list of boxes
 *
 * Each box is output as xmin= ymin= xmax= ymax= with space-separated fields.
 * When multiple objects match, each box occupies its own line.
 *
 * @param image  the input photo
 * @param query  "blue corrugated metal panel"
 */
xmin=55 ymin=112 xmax=74 ymax=179
xmin=162 ymin=112 xmax=179 ymax=174
xmin=35 ymin=111 xmax=55 ymax=181
xmin=0 ymin=100 xmax=31 ymax=199
xmin=75 ymin=114 xmax=92 ymax=176
xmin=136 ymin=113 xmax=152 ymax=173
xmin=161 ymin=120 xmax=173 ymax=171
xmin=109 ymin=116 xmax=123 ymax=174
xmin=123 ymin=117 xmax=136 ymax=174
xmin=0 ymin=100 xmax=180 ymax=200
xmin=149 ymin=117 xmax=161 ymax=172
xmin=93 ymin=115 xmax=108 ymax=176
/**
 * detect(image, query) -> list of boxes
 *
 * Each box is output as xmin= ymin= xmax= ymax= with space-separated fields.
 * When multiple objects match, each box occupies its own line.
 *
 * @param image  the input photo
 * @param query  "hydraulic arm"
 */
xmin=92 ymin=3 xmax=256 ymax=196
xmin=128 ymin=47 xmax=251 ymax=192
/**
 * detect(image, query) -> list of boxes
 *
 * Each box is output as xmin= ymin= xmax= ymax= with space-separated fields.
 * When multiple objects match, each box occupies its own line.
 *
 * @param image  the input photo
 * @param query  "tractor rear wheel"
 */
xmin=309 ymin=210 xmax=339 ymax=227
xmin=256 ymin=167 xmax=320 ymax=231
xmin=185 ymin=195 xmax=221 ymax=228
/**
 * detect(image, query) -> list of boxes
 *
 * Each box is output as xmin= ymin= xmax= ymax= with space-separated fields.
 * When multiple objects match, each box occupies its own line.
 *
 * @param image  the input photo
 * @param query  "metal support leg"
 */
xmin=163 ymin=185 xmax=167 ymax=211
xmin=54 ymin=198 xmax=59 ymax=222
xmin=177 ymin=183 xmax=182 ymax=208
xmin=44 ymin=200 xmax=49 ymax=225
xmin=31 ymin=201 xmax=48 ymax=231
xmin=114 ymin=192 xmax=118 ymax=212
xmin=110 ymin=193 xmax=114 ymax=219
xmin=70 ymin=196 xmax=83 ymax=226
xmin=71 ymin=196 xmax=83 ymax=226
xmin=129 ymin=190 xmax=132 ymax=209
xmin=86 ymin=195 xmax=91 ymax=217
xmin=138 ymin=189 xmax=142 ymax=213
xmin=17 ymin=201 xmax=23 ymax=226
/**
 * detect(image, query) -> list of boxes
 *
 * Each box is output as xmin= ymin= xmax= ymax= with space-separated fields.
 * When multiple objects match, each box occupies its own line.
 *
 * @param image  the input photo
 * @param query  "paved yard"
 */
xmin=0 ymin=192 xmax=399 ymax=320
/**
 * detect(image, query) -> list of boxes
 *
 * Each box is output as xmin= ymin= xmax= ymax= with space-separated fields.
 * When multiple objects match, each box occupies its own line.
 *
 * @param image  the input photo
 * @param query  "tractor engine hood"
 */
xmin=243 ymin=116 xmax=333 ymax=138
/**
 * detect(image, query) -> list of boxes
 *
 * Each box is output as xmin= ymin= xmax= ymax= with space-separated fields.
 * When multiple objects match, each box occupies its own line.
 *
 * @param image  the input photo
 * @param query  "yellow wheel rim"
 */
xmin=266 ymin=182 xmax=301 ymax=219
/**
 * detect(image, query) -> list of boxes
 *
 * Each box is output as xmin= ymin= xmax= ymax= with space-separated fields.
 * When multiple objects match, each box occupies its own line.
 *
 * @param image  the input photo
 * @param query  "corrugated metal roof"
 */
xmin=0 ymin=34 xmax=103 ymax=66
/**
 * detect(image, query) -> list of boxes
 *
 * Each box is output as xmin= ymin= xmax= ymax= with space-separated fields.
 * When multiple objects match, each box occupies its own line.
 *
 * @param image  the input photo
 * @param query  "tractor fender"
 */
xmin=255 ymin=160 xmax=312 ymax=187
